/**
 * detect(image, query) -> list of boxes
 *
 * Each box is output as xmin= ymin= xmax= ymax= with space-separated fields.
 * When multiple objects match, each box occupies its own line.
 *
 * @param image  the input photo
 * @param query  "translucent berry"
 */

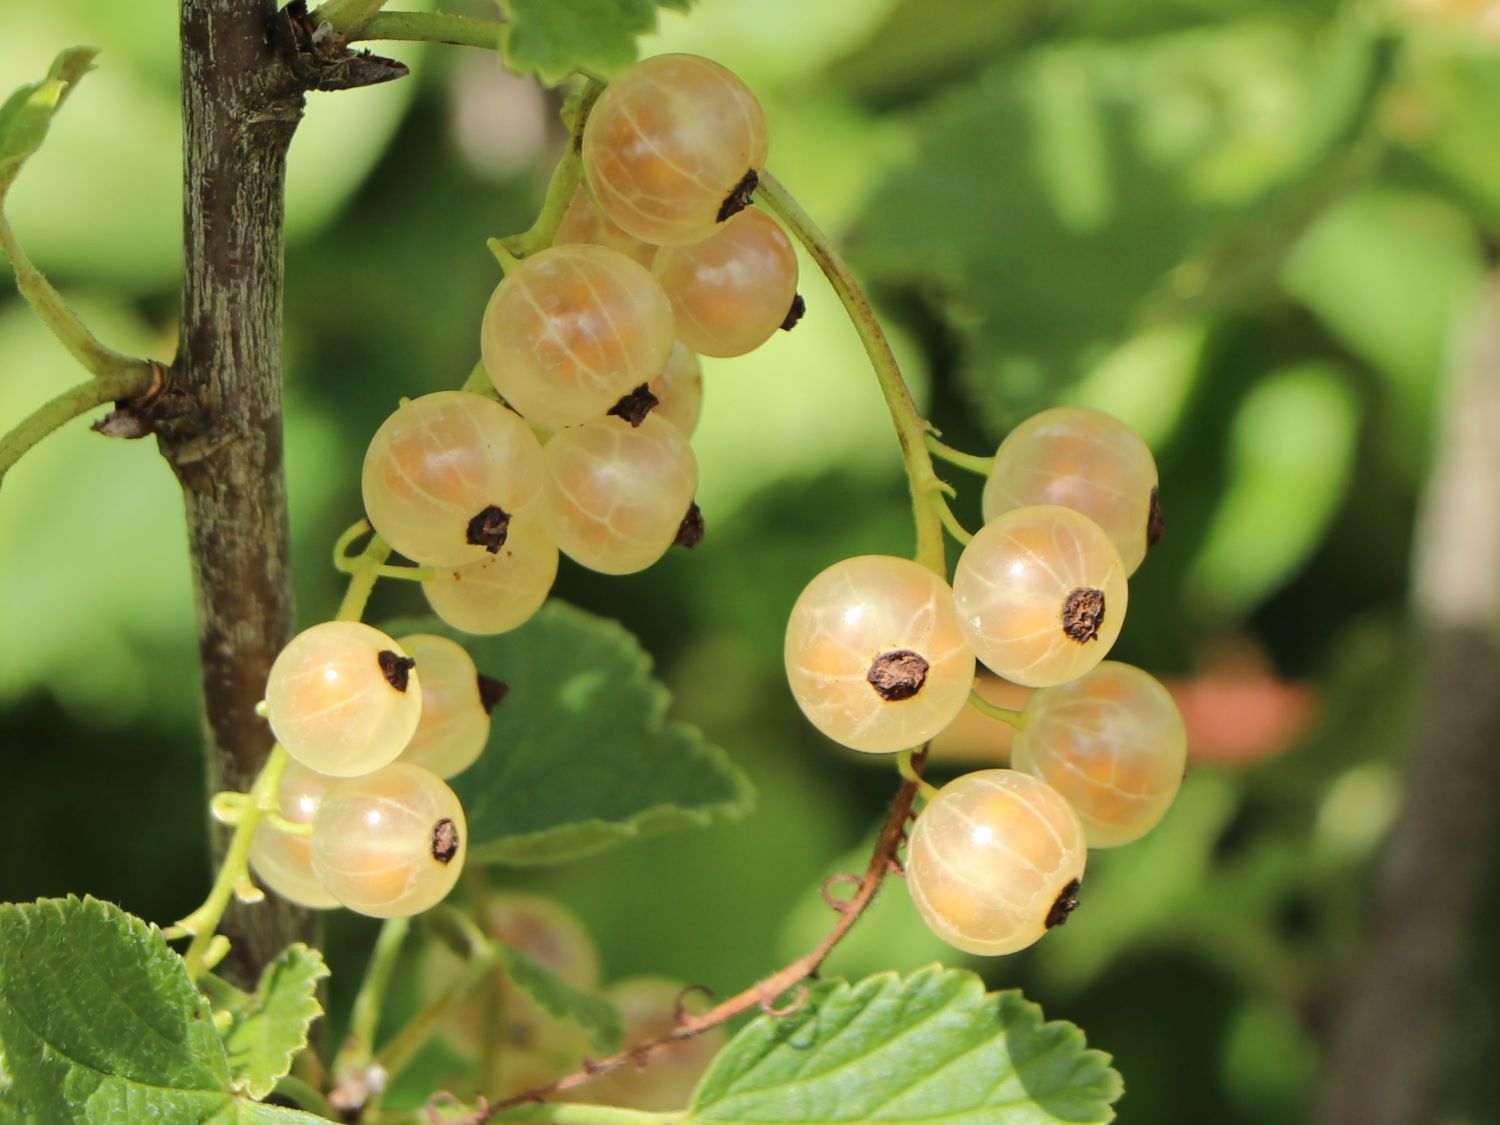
xmin=651 ymin=208 xmax=798 ymax=357
xmin=396 ymin=634 xmax=492 ymax=779
xmin=265 ymin=622 xmax=423 ymax=777
xmin=649 ymin=343 xmax=703 ymax=438
xmin=906 ymin=769 xmax=1087 ymax=956
xmin=421 ymin=509 xmax=558 ymax=635
xmin=248 ymin=760 xmax=341 ymax=909
xmin=982 ymin=406 xmax=1161 ymax=574
xmin=952 ymin=505 xmax=1128 ymax=688
xmin=587 ymin=978 xmax=727 ymax=1111
xmin=582 ymin=54 xmax=768 ymax=246
xmin=543 ymin=414 xmax=698 ymax=574
xmin=784 ymin=555 xmax=975 ymax=754
xmin=555 ymin=186 xmax=658 ymax=269
xmin=362 ymin=391 xmax=546 ymax=567
xmin=310 ymin=762 xmax=466 ymax=918
xmin=481 ymin=244 xmax=675 ymax=431
xmin=1012 ymin=661 xmax=1186 ymax=847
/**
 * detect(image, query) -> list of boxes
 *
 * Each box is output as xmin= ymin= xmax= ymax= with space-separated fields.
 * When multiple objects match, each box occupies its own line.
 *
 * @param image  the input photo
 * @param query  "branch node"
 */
xmin=674 ymin=983 xmax=716 ymax=1025
xmin=820 ymin=872 xmax=862 ymax=912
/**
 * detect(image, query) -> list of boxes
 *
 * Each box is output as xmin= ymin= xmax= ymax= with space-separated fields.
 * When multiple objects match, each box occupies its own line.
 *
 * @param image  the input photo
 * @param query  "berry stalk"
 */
xmin=755 ymin=170 xmax=948 ymax=575
xmin=0 ymin=364 xmax=159 ymax=486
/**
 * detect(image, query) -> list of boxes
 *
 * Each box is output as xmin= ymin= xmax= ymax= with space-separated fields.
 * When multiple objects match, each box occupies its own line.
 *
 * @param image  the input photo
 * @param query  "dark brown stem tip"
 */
xmin=1045 ymin=879 xmax=1081 ymax=929
xmin=1147 ymin=486 xmax=1165 ymax=547
xmin=378 ymin=650 xmax=417 ymax=692
xmin=674 ymin=502 xmax=705 ymax=548
xmin=1061 ymin=587 xmax=1106 ymax=644
xmin=466 ymin=505 xmax=511 ymax=553
xmin=718 ymin=169 xmax=759 ymax=222
xmin=476 ymin=674 xmax=510 ymax=715
xmin=607 ymin=384 xmax=659 ymax=427
xmin=867 ymin=649 xmax=930 ymax=701
xmin=780 ymin=293 xmax=806 ymax=332
xmin=431 ymin=818 xmax=461 ymax=864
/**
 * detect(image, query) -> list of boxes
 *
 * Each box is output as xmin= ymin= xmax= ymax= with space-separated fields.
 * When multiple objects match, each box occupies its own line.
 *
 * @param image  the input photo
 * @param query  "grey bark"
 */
xmin=167 ymin=0 xmax=314 ymax=986
xmin=1321 ymin=277 xmax=1500 ymax=1124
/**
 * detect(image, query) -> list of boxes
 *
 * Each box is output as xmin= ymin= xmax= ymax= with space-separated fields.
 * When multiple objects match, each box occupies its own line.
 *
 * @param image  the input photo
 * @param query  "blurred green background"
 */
xmin=2 ymin=0 xmax=1498 ymax=1121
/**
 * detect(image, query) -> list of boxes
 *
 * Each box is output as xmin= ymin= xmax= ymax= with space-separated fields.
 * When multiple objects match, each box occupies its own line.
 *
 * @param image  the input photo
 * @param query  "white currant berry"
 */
xmin=555 ymin=186 xmax=659 ymax=268
xmin=396 ymin=634 xmax=495 ymax=779
xmin=784 ymin=555 xmax=975 ymax=754
xmin=1012 ymin=661 xmax=1186 ymax=847
xmin=481 ymin=244 xmax=675 ymax=431
xmin=310 ymin=762 xmax=467 ymax=918
xmin=362 ymin=390 xmax=546 ymax=567
xmin=582 ymin=54 xmax=768 ymax=246
xmin=952 ymin=505 xmax=1128 ymax=688
xmin=652 ymin=208 xmax=798 ymax=358
xmin=906 ymin=769 xmax=1086 ymax=956
xmin=982 ymin=406 xmax=1162 ymax=574
xmin=264 ymin=622 xmax=422 ymax=777
xmin=421 ymin=509 xmax=559 ymax=635
xmin=543 ymin=413 xmax=698 ymax=575
xmin=248 ymin=760 xmax=340 ymax=909
xmin=648 ymin=343 xmax=703 ymax=438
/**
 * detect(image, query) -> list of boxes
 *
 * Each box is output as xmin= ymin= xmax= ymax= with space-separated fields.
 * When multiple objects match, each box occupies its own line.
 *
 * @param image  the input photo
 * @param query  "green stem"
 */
xmin=336 ymin=531 xmax=394 ymax=621
xmin=176 ymin=747 xmax=291 ymax=978
xmin=925 ymin=433 xmax=994 ymax=477
xmin=0 ymin=212 xmax=146 ymax=379
xmin=354 ymin=11 xmax=506 ymax=51
xmin=332 ymin=917 xmax=411 ymax=1082
xmin=936 ymin=496 xmax=974 ymax=546
xmin=0 ymin=365 xmax=157 ymax=485
xmin=314 ymin=0 xmax=393 ymax=36
xmin=372 ymin=938 xmax=503 ymax=1085
xmin=968 ymin=690 xmax=1026 ymax=729
xmin=756 ymin=169 xmax=947 ymax=575
xmin=272 ymin=1074 xmax=336 ymax=1118
xmin=494 ymin=81 xmax=604 ymax=263
xmin=897 ymin=749 xmax=939 ymax=801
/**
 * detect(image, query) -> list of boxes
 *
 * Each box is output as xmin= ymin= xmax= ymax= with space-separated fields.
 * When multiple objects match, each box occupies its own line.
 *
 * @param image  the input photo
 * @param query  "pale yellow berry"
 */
xmin=555 ymin=186 xmax=658 ymax=268
xmin=265 ymin=622 xmax=422 ymax=777
xmin=310 ymin=763 xmax=466 ymax=918
xmin=784 ymin=555 xmax=975 ymax=754
xmin=396 ymin=634 xmax=491 ymax=779
xmin=248 ymin=760 xmax=340 ymax=909
xmin=421 ymin=509 xmax=559 ymax=635
xmin=1012 ymin=661 xmax=1186 ymax=847
xmin=952 ymin=505 xmax=1128 ymax=688
xmin=582 ymin=54 xmax=768 ymax=246
xmin=649 ymin=343 xmax=703 ymax=438
xmin=906 ymin=769 xmax=1086 ymax=956
xmin=982 ymin=406 xmax=1161 ymax=574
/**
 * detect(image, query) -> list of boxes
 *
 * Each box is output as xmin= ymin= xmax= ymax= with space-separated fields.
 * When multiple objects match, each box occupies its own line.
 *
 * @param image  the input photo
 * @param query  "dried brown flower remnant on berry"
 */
xmin=378 ymin=650 xmax=416 ymax=692
xmin=1045 ymin=879 xmax=1081 ymax=929
xmin=867 ymin=649 xmax=930 ymax=701
xmin=431 ymin=817 xmax=460 ymax=864
xmin=466 ymin=505 xmax=511 ymax=553
xmin=1061 ymin=587 xmax=1106 ymax=644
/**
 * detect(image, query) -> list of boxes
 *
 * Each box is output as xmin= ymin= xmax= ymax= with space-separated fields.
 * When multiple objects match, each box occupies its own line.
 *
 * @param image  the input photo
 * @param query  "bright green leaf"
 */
xmin=1187 ymin=362 xmax=1359 ymax=614
xmin=0 ymin=47 xmax=96 ymax=198
xmin=685 ymin=966 xmax=1121 ymax=1124
xmin=205 ymin=945 xmax=329 ymax=1100
xmin=500 ymin=0 xmax=692 ymax=84
xmin=383 ymin=604 xmax=753 ymax=864
xmin=0 ymin=896 xmax=327 ymax=1124
xmin=501 ymin=946 xmax=622 ymax=1054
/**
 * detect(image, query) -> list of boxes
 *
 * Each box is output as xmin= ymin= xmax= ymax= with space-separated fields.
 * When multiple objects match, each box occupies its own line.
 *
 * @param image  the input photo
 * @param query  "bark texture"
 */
xmin=168 ymin=0 xmax=314 ymax=985
xmin=1322 ymin=276 xmax=1500 ymax=1124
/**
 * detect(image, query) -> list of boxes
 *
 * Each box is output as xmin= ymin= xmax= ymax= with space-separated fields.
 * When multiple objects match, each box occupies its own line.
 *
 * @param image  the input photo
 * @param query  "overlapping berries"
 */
xmin=783 ymin=405 xmax=1187 ymax=956
xmin=251 ymin=54 xmax=801 ymax=920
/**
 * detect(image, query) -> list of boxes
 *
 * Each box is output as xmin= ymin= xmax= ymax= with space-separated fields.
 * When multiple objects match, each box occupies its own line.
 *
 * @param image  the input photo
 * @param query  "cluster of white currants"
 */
xmin=359 ymin=53 xmax=799 ymax=636
xmin=784 ymin=406 xmax=1186 ymax=955
xmin=250 ymin=625 xmax=503 ymax=917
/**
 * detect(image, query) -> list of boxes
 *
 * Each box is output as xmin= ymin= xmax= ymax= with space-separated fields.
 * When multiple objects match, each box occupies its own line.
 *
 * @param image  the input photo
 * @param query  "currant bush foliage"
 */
xmin=384 ymin=604 xmax=754 ymax=864
xmin=0 ymin=897 xmax=324 ymax=1124
xmin=501 ymin=944 xmax=624 ymax=1054
xmin=686 ymin=966 xmax=1121 ymax=1125
xmin=0 ymin=47 xmax=95 ymax=198
xmin=198 ymin=945 xmax=330 ymax=1100
xmin=500 ymin=0 xmax=695 ymax=84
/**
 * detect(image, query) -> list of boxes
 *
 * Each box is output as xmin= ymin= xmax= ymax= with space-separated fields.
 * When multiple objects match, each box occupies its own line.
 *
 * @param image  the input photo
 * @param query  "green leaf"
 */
xmin=203 ymin=946 xmax=329 ymax=1100
xmin=855 ymin=26 xmax=1371 ymax=431
xmin=384 ymin=604 xmax=753 ymax=864
xmin=499 ymin=0 xmax=690 ymax=84
xmin=0 ymin=896 xmax=328 ymax=1124
xmin=685 ymin=966 xmax=1121 ymax=1124
xmin=0 ymin=47 xmax=96 ymax=198
xmin=501 ymin=945 xmax=622 ymax=1054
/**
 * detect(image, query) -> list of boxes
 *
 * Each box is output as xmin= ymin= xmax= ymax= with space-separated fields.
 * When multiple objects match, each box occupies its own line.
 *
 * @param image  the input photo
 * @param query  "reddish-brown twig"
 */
xmin=440 ymin=765 xmax=924 ymax=1125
